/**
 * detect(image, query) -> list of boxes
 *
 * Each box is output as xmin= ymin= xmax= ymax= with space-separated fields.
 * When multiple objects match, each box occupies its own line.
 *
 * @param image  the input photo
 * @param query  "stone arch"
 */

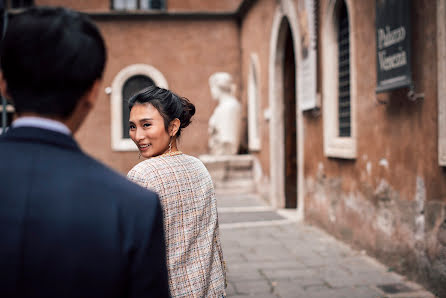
xmin=268 ymin=0 xmax=304 ymax=219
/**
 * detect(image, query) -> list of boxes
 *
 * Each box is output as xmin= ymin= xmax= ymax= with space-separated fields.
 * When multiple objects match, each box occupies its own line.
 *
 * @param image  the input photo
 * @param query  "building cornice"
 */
xmin=5 ymin=0 xmax=258 ymax=22
xmin=86 ymin=10 xmax=235 ymax=21
xmin=86 ymin=0 xmax=258 ymax=22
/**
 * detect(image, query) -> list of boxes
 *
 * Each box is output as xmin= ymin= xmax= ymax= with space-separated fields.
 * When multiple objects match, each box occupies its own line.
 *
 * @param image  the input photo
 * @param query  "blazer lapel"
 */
xmin=1 ymin=126 xmax=82 ymax=152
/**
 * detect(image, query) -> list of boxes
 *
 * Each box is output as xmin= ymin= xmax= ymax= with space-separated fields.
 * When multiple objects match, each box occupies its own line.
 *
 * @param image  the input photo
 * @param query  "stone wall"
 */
xmin=302 ymin=0 xmax=446 ymax=296
xmin=239 ymin=0 xmax=276 ymax=178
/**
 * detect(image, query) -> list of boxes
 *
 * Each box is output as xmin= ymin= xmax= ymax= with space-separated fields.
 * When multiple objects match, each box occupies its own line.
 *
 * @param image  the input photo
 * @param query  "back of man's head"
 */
xmin=0 ymin=6 xmax=106 ymax=118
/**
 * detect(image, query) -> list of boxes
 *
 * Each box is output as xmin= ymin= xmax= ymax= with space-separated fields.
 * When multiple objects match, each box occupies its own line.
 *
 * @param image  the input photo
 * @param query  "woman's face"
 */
xmin=129 ymin=103 xmax=171 ymax=158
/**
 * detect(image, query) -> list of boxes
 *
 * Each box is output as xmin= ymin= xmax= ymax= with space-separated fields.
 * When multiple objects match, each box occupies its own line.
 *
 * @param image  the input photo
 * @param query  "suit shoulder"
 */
xmin=80 ymin=155 xmax=159 ymax=205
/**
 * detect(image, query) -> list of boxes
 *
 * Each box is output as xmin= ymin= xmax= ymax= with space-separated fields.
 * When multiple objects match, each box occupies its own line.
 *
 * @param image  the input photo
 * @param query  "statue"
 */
xmin=208 ymin=72 xmax=241 ymax=155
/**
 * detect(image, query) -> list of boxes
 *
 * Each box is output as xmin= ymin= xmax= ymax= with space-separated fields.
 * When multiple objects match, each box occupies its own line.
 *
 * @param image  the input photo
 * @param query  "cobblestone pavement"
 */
xmin=217 ymin=194 xmax=436 ymax=298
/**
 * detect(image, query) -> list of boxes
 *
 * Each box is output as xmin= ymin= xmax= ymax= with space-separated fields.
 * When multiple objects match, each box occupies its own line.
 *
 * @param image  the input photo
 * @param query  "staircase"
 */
xmin=199 ymin=154 xmax=257 ymax=195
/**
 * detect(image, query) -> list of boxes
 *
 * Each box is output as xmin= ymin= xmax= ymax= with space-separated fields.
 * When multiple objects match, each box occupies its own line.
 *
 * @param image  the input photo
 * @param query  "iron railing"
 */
xmin=338 ymin=3 xmax=351 ymax=138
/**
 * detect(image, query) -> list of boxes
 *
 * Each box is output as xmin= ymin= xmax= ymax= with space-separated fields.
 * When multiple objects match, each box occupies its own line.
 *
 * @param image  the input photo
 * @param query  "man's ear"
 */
xmin=169 ymin=118 xmax=181 ymax=137
xmin=82 ymin=79 xmax=102 ymax=109
xmin=0 ymin=72 xmax=12 ymax=102
xmin=65 ymin=79 xmax=103 ymax=133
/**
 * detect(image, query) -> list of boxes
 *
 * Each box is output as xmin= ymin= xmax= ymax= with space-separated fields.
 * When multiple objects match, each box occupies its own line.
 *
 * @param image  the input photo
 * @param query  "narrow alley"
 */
xmin=217 ymin=194 xmax=436 ymax=298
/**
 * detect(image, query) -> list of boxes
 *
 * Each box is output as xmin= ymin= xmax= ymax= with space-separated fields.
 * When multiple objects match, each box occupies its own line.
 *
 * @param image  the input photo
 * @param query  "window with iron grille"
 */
xmin=322 ymin=0 xmax=356 ymax=159
xmin=112 ymin=0 xmax=165 ymax=10
xmin=5 ymin=0 xmax=33 ymax=9
xmin=338 ymin=1 xmax=350 ymax=137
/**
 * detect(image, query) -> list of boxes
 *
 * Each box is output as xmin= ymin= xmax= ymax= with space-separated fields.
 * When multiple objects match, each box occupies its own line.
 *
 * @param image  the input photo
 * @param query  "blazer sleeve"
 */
xmin=128 ymin=197 xmax=171 ymax=298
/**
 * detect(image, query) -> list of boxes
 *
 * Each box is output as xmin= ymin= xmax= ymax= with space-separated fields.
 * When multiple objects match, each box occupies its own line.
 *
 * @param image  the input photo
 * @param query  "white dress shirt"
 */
xmin=12 ymin=116 xmax=71 ymax=135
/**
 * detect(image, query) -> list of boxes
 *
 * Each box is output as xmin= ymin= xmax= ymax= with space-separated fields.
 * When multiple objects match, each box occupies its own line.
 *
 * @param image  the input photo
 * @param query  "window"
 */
xmin=322 ymin=0 xmax=356 ymax=159
xmin=338 ymin=5 xmax=350 ymax=137
xmin=112 ymin=0 xmax=165 ymax=10
xmin=110 ymin=64 xmax=168 ymax=151
xmin=5 ymin=0 xmax=33 ymax=9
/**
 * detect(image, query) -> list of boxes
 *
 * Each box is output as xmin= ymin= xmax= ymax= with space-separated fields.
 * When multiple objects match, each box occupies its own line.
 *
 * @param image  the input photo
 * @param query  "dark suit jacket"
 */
xmin=0 ymin=126 xmax=170 ymax=298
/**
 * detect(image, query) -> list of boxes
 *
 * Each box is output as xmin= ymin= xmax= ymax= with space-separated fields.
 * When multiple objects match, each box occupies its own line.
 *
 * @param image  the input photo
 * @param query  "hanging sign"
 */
xmin=376 ymin=0 xmax=412 ymax=93
xmin=298 ymin=0 xmax=318 ymax=110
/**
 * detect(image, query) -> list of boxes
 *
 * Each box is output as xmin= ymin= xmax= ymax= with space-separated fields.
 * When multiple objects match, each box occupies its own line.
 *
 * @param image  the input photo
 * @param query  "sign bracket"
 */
xmin=407 ymin=85 xmax=424 ymax=102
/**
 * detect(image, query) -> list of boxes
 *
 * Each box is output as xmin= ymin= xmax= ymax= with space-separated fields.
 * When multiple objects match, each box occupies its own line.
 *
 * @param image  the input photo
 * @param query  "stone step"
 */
xmin=199 ymin=154 xmax=256 ymax=194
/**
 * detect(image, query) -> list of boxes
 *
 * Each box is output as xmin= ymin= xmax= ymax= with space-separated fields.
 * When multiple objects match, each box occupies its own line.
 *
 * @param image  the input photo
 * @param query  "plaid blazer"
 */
xmin=128 ymin=154 xmax=226 ymax=298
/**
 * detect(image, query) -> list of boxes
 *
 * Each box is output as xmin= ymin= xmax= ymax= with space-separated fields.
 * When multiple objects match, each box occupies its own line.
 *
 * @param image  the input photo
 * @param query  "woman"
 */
xmin=127 ymin=85 xmax=226 ymax=298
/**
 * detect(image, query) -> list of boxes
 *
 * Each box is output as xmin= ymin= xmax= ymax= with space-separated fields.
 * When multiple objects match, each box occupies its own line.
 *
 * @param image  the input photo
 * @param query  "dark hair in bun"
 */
xmin=128 ymin=85 xmax=195 ymax=137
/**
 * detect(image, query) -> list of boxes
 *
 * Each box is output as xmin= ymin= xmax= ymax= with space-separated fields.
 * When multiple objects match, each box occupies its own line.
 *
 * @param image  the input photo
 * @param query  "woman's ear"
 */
xmin=169 ymin=118 xmax=181 ymax=136
xmin=0 ymin=72 xmax=13 ymax=102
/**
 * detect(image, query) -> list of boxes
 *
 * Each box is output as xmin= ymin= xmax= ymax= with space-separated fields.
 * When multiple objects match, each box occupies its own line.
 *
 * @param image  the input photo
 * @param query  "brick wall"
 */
xmin=75 ymin=18 xmax=241 ymax=174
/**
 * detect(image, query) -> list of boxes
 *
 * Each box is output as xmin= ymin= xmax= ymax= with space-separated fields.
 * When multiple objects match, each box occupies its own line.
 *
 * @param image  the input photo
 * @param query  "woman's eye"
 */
xmin=129 ymin=124 xmax=136 ymax=130
xmin=143 ymin=123 xmax=151 ymax=128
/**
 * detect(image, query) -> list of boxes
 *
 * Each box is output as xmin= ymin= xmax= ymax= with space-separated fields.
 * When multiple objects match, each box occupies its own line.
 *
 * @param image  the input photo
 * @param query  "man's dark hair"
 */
xmin=0 ymin=6 xmax=106 ymax=118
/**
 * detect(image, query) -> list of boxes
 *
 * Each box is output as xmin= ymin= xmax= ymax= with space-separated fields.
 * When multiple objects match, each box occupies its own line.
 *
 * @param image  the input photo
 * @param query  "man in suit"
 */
xmin=0 ymin=6 xmax=170 ymax=298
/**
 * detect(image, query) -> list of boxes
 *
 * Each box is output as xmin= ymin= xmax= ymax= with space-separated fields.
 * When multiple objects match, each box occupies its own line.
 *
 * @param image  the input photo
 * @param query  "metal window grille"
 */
xmin=149 ymin=0 xmax=164 ymax=9
xmin=112 ymin=0 xmax=165 ymax=10
xmin=121 ymin=75 xmax=154 ymax=139
xmin=338 ymin=2 xmax=350 ymax=137
xmin=9 ymin=0 xmax=33 ymax=9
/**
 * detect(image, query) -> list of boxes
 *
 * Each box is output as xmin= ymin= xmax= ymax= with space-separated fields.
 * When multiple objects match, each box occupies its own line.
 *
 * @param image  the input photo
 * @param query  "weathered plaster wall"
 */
xmin=304 ymin=0 xmax=446 ymax=295
xmin=73 ymin=18 xmax=240 ymax=174
xmin=239 ymin=0 xmax=276 ymax=198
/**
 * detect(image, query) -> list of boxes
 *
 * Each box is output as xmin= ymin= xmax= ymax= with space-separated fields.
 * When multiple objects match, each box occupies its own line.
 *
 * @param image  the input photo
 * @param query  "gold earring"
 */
xmin=168 ymin=138 xmax=172 ymax=153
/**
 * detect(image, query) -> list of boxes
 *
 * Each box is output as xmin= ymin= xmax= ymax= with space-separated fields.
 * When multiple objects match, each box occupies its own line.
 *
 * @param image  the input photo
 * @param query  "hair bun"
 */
xmin=179 ymin=97 xmax=195 ymax=129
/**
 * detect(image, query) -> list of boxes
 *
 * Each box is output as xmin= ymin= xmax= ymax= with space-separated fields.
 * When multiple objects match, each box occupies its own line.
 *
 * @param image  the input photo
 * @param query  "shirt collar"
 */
xmin=12 ymin=116 xmax=71 ymax=135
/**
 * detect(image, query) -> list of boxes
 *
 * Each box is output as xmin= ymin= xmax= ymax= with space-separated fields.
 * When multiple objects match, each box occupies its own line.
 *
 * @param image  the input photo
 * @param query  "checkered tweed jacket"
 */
xmin=127 ymin=153 xmax=226 ymax=298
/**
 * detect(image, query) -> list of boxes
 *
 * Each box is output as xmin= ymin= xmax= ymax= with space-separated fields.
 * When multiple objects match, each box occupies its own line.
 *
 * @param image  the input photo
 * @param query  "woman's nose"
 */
xmin=135 ymin=129 xmax=145 ymax=141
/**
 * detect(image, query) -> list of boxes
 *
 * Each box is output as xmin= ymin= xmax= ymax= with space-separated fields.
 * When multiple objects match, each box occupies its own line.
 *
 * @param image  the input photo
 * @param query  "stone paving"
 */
xmin=217 ymin=194 xmax=436 ymax=298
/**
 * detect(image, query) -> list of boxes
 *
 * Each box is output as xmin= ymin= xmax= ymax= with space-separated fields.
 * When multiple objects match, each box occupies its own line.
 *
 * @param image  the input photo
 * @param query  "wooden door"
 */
xmin=283 ymin=23 xmax=297 ymax=209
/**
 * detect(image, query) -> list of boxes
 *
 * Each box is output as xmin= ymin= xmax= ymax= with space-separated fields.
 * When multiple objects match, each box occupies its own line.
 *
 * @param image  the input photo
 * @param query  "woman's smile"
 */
xmin=138 ymin=144 xmax=150 ymax=150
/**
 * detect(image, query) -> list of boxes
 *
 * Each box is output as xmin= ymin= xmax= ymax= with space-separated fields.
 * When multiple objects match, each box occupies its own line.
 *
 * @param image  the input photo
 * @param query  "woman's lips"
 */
xmin=139 ymin=144 xmax=150 ymax=151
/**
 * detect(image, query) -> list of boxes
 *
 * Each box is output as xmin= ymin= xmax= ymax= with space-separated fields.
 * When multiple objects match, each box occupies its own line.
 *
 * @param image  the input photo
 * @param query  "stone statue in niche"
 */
xmin=208 ymin=72 xmax=241 ymax=155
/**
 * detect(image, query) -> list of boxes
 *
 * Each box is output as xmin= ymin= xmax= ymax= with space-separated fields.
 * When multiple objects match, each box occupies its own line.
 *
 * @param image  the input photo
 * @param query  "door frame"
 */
xmin=268 ymin=0 xmax=304 ymax=219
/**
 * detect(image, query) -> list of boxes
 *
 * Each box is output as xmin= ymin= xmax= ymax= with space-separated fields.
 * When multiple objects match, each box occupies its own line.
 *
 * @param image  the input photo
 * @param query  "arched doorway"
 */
xmin=282 ymin=21 xmax=297 ymax=208
xmin=268 ymin=0 xmax=304 ymax=218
